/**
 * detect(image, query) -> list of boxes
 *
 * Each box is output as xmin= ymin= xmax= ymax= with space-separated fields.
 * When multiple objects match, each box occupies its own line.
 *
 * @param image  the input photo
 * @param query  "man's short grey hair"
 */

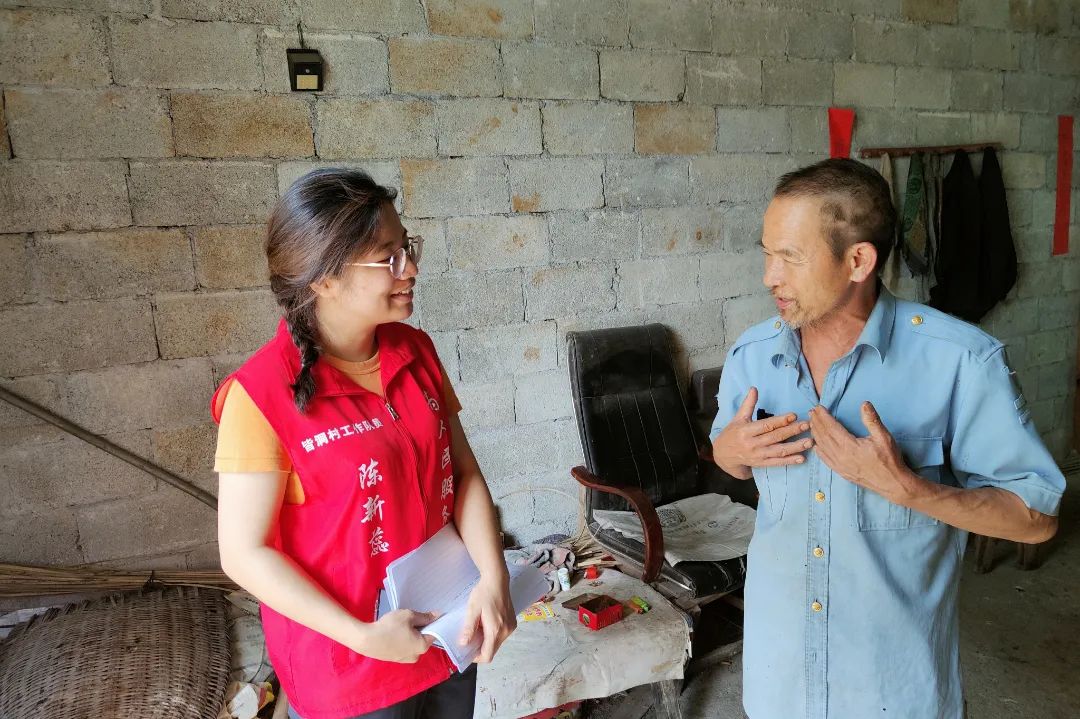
xmin=774 ymin=158 xmax=897 ymax=272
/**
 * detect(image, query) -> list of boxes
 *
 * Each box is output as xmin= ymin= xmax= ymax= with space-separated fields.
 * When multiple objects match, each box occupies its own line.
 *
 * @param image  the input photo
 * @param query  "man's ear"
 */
xmin=848 ymin=242 xmax=878 ymax=283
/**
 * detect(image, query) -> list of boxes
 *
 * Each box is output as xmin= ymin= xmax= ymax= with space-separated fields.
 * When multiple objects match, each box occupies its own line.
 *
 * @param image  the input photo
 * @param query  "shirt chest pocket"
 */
xmin=754 ymin=465 xmax=789 ymax=521
xmin=857 ymin=437 xmax=944 ymax=531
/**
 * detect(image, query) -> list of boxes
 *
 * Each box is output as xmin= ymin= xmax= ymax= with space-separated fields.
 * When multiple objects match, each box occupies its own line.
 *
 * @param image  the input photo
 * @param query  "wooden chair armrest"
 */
xmin=570 ymin=465 xmax=665 ymax=584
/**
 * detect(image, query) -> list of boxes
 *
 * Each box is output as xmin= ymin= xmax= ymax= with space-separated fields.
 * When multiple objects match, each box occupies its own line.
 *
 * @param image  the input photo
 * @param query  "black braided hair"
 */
xmin=281 ymin=292 xmax=320 ymax=412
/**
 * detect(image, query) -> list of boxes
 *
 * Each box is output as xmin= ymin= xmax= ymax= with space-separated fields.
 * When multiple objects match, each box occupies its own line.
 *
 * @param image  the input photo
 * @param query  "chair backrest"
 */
xmin=567 ymin=324 xmax=702 ymax=520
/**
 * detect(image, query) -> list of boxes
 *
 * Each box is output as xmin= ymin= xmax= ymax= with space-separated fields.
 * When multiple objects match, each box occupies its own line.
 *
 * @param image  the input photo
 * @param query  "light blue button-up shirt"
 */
xmin=709 ymin=289 xmax=1065 ymax=719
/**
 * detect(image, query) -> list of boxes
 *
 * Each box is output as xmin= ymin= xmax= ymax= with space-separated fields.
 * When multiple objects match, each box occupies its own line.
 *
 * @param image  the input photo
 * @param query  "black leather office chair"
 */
xmin=567 ymin=324 xmax=747 ymax=600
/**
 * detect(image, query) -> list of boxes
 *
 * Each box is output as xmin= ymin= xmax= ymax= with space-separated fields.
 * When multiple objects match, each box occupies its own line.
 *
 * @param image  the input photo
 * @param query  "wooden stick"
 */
xmin=0 ymin=383 xmax=217 ymax=510
xmin=721 ymin=594 xmax=745 ymax=611
xmin=858 ymin=142 xmax=1003 ymax=159
xmin=576 ymin=558 xmax=617 ymax=567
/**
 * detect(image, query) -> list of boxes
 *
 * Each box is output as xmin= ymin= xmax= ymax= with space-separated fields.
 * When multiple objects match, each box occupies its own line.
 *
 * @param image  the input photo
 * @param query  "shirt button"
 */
xmin=811 ymin=601 xmax=823 ymax=612
xmin=815 ymin=491 xmax=826 ymax=502
xmin=774 ymin=320 xmax=782 ymax=329
xmin=813 ymin=546 xmax=825 ymax=558
xmin=911 ymin=315 xmax=924 ymax=326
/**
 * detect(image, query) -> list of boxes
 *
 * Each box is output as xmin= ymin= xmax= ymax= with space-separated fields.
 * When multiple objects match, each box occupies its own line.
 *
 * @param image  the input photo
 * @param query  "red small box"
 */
xmin=577 ymin=595 xmax=623 ymax=631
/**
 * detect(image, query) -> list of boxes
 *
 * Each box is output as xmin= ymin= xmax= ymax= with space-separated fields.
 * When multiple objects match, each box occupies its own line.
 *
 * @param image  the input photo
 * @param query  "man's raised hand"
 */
xmin=711 ymin=387 xmax=813 ymax=479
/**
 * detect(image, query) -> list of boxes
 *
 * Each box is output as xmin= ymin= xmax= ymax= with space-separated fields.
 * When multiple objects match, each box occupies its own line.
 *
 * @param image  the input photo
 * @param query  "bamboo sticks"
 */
xmin=0 ymin=562 xmax=237 ymax=598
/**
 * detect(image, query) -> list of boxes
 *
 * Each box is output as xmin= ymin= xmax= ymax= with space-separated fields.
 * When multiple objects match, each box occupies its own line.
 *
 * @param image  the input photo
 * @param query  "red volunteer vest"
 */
xmin=211 ymin=320 xmax=457 ymax=719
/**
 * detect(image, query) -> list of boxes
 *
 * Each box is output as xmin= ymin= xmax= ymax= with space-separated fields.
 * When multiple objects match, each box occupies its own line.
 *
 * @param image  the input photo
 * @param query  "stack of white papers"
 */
xmin=379 ymin=523 xmax=549 ymax=671
xmin=593 ymin=493 xmax=755 ymax=564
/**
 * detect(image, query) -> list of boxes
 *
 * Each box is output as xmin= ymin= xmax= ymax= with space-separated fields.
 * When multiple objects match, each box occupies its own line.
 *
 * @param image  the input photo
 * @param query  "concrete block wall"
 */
xmin=0 ymin=0 xmax=1077 ymax=567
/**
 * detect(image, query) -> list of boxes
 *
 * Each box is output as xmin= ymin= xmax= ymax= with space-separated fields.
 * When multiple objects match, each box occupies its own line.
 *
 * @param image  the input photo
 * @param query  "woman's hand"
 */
xmin=350 ymin=609 xmax=438 ymax=663
xmin=459 ymin=574 xmax=516 ymax=663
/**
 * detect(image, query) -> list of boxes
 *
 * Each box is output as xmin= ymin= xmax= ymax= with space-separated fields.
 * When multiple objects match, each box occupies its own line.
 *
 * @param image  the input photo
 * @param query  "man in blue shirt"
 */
xmin=709 ymin=159 xmax=1064 ymax=719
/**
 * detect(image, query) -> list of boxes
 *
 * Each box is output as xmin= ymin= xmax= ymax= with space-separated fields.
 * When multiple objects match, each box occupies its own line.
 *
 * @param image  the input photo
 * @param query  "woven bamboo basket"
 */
xmin=0 ymin=586 xmax=231 ymax=719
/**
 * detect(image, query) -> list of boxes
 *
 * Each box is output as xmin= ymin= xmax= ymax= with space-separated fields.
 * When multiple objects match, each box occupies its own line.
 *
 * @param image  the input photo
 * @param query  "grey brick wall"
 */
xmin=1 ymin=0 xmax=1077 ymax=566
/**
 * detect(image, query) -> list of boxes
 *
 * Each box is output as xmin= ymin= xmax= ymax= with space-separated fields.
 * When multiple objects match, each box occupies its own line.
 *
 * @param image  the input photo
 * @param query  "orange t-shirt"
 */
xmin=214 ymin=351 xmax=461 ymax=504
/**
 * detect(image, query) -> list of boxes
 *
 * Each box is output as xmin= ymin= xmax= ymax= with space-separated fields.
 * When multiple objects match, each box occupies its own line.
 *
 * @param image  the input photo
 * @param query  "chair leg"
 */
xmin=651 ymin=679 xmax=683 ymax=719
xmin=1016 ymin=541 xmax=1041 ymax=570
xmin=972 ymin=534 xmax=995 ymax=574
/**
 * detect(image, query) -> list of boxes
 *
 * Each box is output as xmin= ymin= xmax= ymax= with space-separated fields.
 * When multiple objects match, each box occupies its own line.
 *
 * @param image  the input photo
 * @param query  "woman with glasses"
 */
xmin=211 ymin=169 xmax=514 ymax=719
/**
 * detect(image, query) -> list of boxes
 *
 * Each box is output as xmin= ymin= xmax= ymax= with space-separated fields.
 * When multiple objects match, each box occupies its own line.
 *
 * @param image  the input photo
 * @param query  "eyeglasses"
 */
xmin=347 ymin=236 xmax=424 ymax=280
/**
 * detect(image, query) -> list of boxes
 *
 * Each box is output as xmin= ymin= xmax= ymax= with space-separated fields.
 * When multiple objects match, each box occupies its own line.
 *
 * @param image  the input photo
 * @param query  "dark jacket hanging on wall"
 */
xmin=928 ymin=148 xmax=1017 ymax=322
xmin=977 ymin=149 xmax=1018 ymax=312
xmin=930 ymin=151 xmax=981 ymax=320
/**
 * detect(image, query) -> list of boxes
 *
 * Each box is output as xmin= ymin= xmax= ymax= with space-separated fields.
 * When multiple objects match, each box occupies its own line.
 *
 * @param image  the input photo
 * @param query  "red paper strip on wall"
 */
xmin=828 ymin=108 xmax=856 ymax=159
xmin=1054 ymin=115 xmax=1073 ymax=257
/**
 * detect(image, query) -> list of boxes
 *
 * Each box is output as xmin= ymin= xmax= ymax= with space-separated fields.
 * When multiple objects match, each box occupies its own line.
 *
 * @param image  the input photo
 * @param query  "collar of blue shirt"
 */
xmin=771 ymin=286 xmax=897 ymax=368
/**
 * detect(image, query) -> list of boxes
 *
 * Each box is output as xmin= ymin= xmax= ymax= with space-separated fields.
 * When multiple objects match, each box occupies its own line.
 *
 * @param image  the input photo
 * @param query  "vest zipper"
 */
xmin=383 ymin=395 xmax=426 ymax=509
